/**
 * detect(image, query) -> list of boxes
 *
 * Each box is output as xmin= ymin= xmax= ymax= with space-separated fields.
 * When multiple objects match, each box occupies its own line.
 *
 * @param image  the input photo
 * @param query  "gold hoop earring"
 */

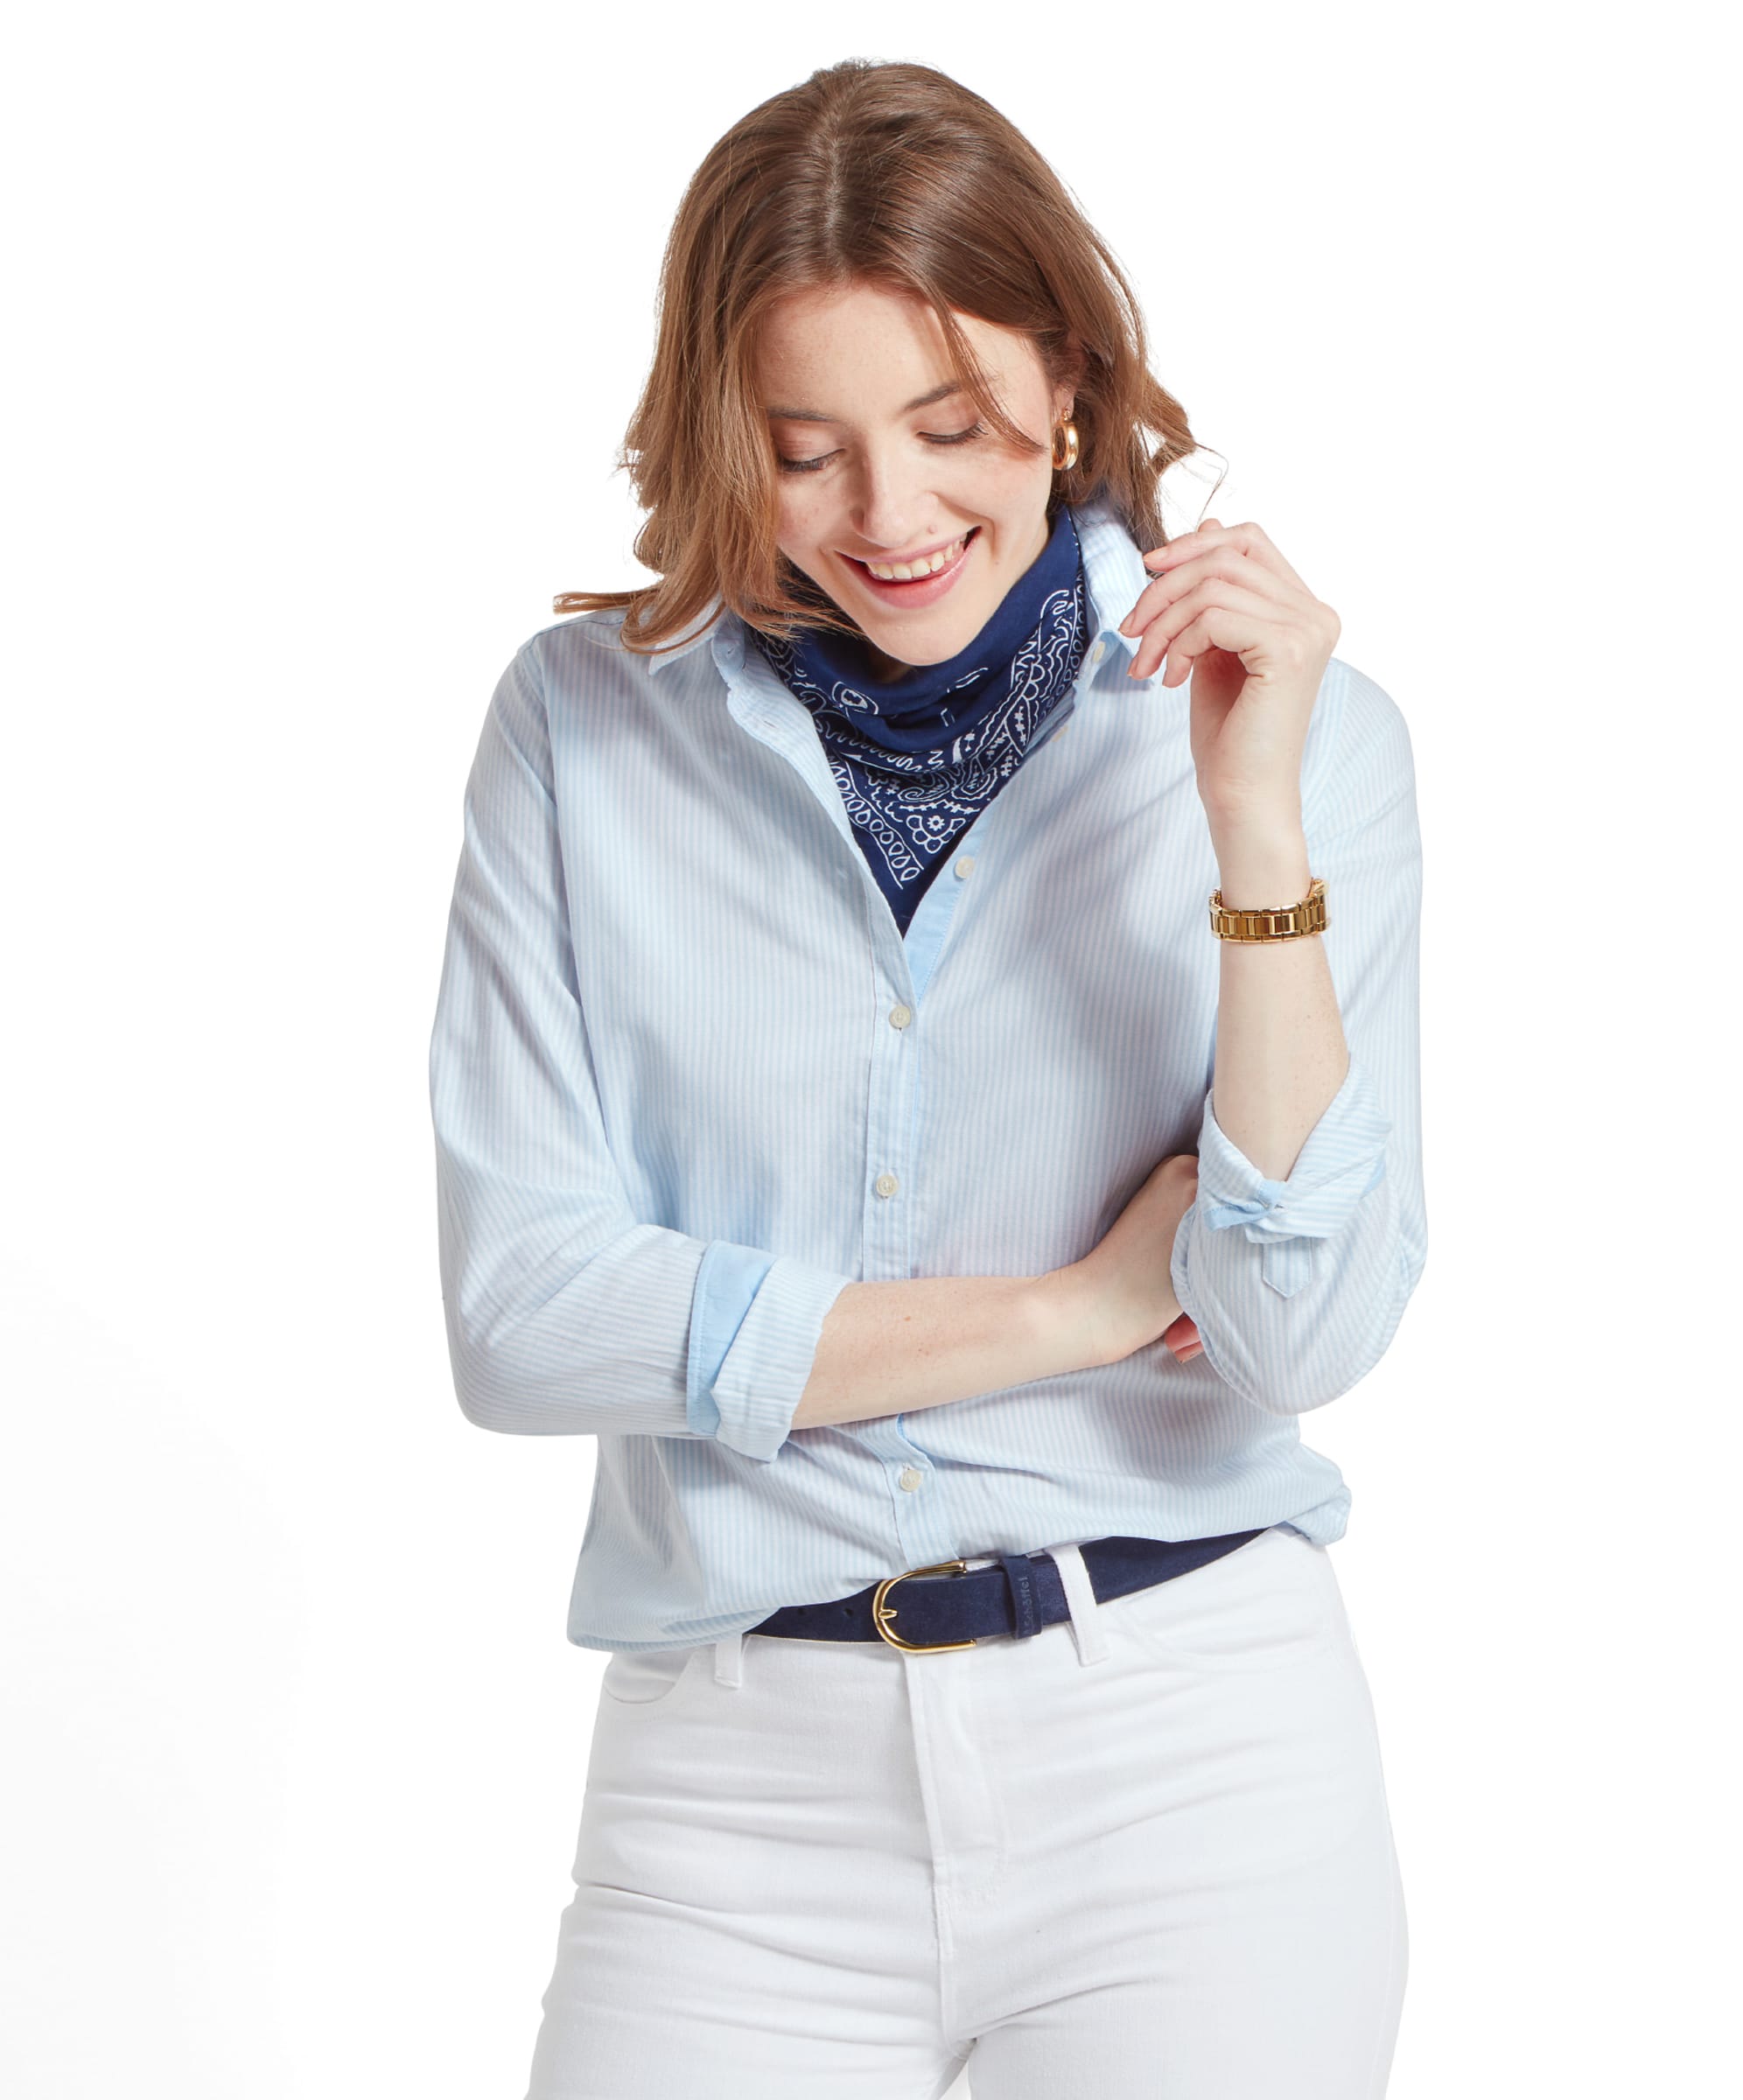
xmin=1051 ymin=420 xmax=1080 ymax=472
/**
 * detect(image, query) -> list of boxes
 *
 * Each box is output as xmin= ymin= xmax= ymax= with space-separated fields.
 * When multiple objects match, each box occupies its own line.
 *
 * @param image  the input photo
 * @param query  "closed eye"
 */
xmin=776 ymin=424 xmax=987 ymax=475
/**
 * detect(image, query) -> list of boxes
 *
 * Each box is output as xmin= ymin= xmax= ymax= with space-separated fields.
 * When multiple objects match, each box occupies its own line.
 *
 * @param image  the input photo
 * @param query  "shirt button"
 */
xmin=954 ymin=855 xmax=976 ymax=879
xmin=874 ymin=1172 xmax=900 ymax=1198
xmin=1089 ymin=640 xmax=1107 ymax=667
xmin=889 ymin=1004 xmax=913 ymax=1029
xmin=898 ymin=1466 xmax=923 ymax=1492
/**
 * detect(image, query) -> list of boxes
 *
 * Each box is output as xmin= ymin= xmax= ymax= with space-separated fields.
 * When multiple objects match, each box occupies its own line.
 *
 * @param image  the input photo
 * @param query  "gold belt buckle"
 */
xmin=872 ymin=1559 xmax=977 ymax=1652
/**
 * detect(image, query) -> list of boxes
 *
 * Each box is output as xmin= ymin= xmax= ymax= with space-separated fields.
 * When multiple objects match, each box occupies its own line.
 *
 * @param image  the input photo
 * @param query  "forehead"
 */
xmin=756 ymin=284 xmax=1029 ymax=414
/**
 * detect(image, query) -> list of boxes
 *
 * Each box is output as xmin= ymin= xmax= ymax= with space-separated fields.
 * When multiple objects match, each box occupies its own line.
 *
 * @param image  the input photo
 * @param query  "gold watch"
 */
xmin=1208 ymin=876 xmax=1328 ymax=942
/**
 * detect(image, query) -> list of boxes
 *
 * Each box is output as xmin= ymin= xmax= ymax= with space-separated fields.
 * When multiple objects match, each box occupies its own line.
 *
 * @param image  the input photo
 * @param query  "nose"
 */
xmin=847 ymin=444 xmax=935 ymax=553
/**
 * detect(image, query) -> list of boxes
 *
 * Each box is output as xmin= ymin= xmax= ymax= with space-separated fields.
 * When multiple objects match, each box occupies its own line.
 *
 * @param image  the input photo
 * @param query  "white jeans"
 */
xmin=524 ymin=1524 xmax=1408 ymax=2098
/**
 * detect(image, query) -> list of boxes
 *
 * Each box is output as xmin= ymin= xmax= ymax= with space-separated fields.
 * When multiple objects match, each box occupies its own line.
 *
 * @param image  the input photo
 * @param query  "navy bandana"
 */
xmin=751 ymin=502 xmax=1091 ymax=932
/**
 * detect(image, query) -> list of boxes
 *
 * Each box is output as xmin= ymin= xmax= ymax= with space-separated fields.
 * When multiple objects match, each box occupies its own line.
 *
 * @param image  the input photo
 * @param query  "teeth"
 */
xmin=864 ymin=534 xmax=969 ymax=581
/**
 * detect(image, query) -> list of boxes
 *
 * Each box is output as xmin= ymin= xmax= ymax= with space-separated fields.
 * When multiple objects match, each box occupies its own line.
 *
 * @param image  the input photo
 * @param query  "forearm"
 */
xmin=792 ymin=1269 xmax=1096 ymax=1431
xmin=1171 ymin=696 xmax=1428 ymax=1415
xmin=1208 ymin=806 xmax=1350 ymax=1179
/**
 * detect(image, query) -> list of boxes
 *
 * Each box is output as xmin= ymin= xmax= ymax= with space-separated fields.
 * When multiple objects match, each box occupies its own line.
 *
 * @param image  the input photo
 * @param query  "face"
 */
xmin=756 ymin=282 xmax=1074 ymax=676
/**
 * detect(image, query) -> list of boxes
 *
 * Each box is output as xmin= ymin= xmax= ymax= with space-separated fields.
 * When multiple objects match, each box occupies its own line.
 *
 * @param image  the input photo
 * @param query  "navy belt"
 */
xmin=746 ymin=1529 xmax=1272 ymax=1654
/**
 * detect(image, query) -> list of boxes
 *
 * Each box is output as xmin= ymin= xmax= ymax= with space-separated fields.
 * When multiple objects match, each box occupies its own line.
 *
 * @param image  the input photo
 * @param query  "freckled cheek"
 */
xmin=777 ymin=489 xmax=840 ymax=569
xmin=953 ymin=452 xmax=1047 ymax=525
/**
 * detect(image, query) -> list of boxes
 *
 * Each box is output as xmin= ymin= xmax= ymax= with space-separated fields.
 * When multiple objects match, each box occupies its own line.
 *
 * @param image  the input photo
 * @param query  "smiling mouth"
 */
xmin=842 ymin=527 xmax=980 ymax=582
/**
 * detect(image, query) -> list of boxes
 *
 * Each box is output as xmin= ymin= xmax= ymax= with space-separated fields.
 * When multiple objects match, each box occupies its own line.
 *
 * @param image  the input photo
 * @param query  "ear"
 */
xmin=1053 ymin=339 xmax=1087 ymax=422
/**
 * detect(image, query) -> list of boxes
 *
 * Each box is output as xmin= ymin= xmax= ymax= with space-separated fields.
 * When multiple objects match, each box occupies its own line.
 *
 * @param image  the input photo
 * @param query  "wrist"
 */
xmin=1028 ymin=1263 xmax=1118 ymax=1374
xmin=1210 ymin=814 xmax=1312 ymax=912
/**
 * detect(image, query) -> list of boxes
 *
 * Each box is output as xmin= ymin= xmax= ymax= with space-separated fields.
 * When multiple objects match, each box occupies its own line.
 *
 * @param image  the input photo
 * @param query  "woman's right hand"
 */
xmin=1046 ymin=1152 xmax=1206 ymax=1368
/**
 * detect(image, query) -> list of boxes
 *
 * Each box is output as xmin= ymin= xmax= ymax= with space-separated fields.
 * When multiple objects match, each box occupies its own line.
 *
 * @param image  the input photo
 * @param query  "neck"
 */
xmin=864 ymin=641 xmax=911 ymax=682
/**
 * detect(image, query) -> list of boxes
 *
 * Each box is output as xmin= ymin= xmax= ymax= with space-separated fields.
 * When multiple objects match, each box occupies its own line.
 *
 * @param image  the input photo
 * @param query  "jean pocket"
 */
xmin=598 ymin=1643 xmax=707 ymax=1709
xmin=1111 ymin=1528 xmax=1345 ymax=1675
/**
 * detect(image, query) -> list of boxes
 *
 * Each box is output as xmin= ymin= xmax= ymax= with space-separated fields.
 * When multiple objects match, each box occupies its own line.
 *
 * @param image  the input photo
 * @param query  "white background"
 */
xmin=4 ymin=4 xmax=1736 ymax=2094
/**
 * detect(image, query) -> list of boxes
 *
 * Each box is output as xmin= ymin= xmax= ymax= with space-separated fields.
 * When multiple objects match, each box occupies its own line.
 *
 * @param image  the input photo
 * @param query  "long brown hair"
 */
xmin=554 ymin=58 xmax=1212 ymax=658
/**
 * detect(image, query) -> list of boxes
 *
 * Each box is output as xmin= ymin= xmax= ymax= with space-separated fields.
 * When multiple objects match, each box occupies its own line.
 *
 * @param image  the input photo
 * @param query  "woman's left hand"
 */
xmin=1117 ymin=518 xmax=1340 ymax=824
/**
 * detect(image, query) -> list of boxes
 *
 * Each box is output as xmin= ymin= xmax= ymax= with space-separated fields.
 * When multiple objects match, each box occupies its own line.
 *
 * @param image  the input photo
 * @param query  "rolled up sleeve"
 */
xmin=1194 ymin=1054 xmax=1393 ymax=1298
xmin=686 ymin=1242 xmax=854 ymax=1460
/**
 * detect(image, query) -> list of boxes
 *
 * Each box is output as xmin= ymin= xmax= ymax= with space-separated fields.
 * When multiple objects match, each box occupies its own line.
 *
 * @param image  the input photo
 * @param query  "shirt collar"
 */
xmin=644 ymin=492 xmax=1147 ymax=681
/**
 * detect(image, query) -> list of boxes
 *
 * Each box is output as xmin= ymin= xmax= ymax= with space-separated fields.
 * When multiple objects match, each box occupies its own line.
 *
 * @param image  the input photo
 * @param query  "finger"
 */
xmin=1120 ymin=543 xmax=1298 ymax=640
xmin=1138 ymin=518 xmax=1243 ymax=578
xmin=1129 ymin=577 xmax=1285 ymax=680
xmin=1142 ymin=518 xmax=1312 ymax=598
xmin=1165 ymin=1317 xmax=1203 ymax=1362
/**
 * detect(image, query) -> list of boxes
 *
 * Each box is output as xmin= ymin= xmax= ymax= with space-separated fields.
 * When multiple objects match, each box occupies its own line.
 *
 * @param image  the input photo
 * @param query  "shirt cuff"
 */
xmin=1192 ymin=1054 xmax=1392 ymax=1298
xmin=686 ymin=1241 xmax=854 ymax=1460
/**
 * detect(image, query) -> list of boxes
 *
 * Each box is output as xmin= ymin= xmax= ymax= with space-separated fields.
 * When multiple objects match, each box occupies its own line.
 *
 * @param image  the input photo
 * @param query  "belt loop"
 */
xmin=1047 ymin=1542 xmax=1110 ymax=1665
xmin=713 ymin=1628 xmax=744 ymax=1688
xmin=998 ymin=1552 xmax=1043 ymax=1640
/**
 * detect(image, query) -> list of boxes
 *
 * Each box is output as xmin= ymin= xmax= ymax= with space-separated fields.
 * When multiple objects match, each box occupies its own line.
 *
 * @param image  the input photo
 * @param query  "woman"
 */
xmin=429 ymin=56 xmax=1425 ymax=2100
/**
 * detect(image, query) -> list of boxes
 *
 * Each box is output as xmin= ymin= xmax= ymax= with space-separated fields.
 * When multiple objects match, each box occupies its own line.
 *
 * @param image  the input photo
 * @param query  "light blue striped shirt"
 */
xmin=428 ymin=493 xmax=1427 ymax=1653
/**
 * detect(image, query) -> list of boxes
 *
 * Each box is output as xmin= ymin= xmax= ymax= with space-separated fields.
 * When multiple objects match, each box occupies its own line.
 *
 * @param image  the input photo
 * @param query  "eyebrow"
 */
xmin=763 ymin=379 xmax=973 ymax=424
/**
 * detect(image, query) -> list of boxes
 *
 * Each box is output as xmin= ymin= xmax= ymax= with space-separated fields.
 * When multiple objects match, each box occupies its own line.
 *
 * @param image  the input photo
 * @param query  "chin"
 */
xmin=858 ymin=610 xmax=981 ymax=668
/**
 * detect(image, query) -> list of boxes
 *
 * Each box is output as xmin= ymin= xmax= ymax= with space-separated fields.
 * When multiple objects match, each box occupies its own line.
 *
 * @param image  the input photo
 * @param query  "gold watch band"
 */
xmin=1208 ymin=876 xmax=1328 ymax=942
